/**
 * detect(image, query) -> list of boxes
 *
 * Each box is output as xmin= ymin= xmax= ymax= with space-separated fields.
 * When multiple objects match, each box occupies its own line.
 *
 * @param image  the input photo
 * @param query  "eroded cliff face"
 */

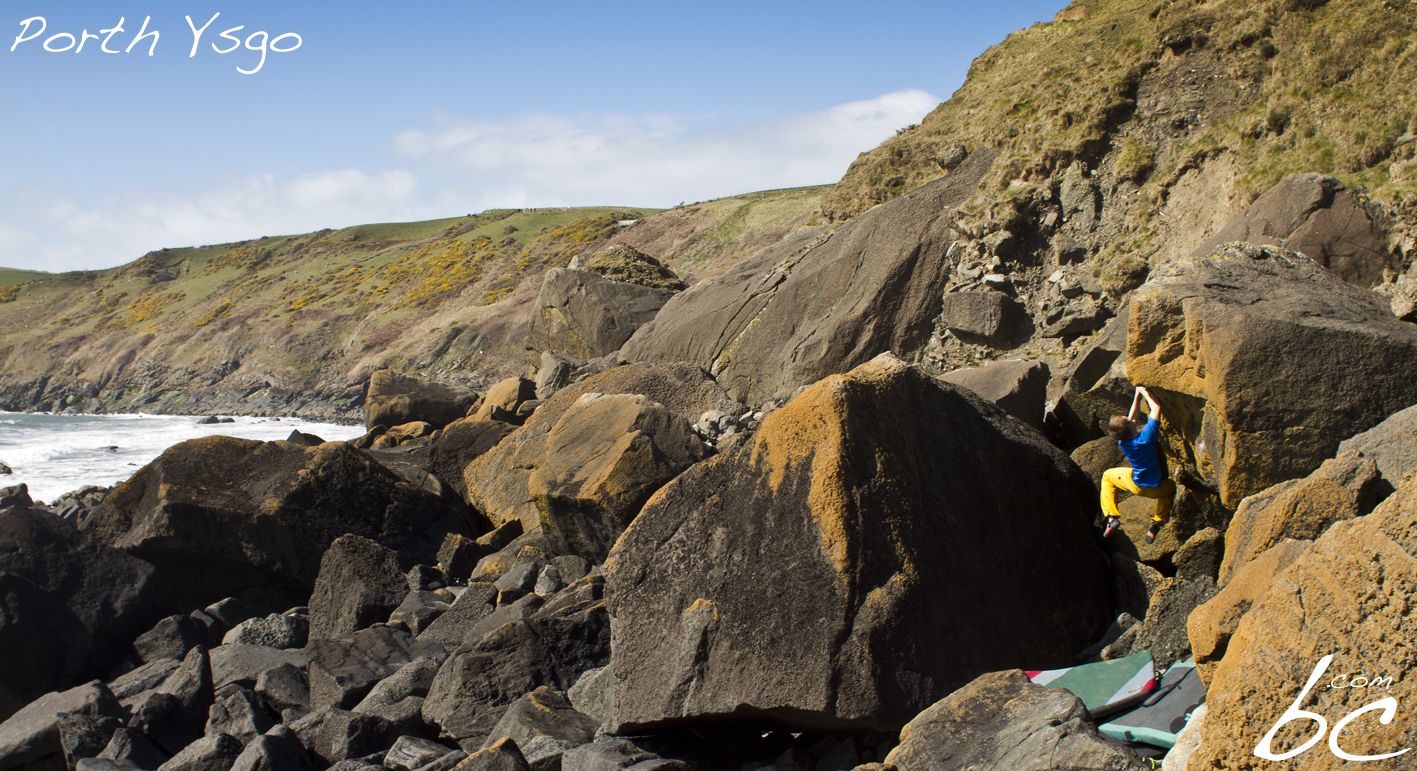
xmin=816 ymin=0 xmax=1417 ymax=379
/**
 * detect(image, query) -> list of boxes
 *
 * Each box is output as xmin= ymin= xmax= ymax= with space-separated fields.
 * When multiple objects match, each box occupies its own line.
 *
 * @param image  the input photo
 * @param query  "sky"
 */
xmin=1 ymin=1 xmax=1066 ymax=272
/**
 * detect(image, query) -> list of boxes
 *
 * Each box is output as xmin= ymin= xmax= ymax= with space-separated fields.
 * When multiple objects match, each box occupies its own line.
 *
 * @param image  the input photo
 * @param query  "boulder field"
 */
xmin=4 ymin=222 xmax=1417 ymax=768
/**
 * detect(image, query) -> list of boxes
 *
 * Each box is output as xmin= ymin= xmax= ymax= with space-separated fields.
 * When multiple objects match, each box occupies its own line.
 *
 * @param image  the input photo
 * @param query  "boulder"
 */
xmin=463 ymin=363 xmax=735 ymax=537
xmin=1216 ymin=452 xmax=1380 ymax=586
xmin=604 ymin=354 xmax=1111 ymax=732
xmin=365 ymin=370 xmax=479 ymax=431
xmin=81 ymin=437 xmax=475 ymax=613
xmin=479 ymin=687 xmax=598 ymax=769
xmin=1173 ymin=527 xmax=1224 ymax=582
xmin=882 ymin=670 xmax=1147 ymax=770
xmin=526 ymin=269 xmax=679 ymax=363
xmin=456 ymin=738 xmax=530 ymax=771
xmin=352 ymin=656 xmax=441 ymax=716
xmin=938 ymin=359 xmax=1048 ymax=429
xmin=1188 ymin=475 xmax=1417 ymax=769
xmin=1069 ymin=436 xmax=1126 ymax=489
xmin=472 ymin=378 xmax=538 ymax=424
xmin=139 ymin=646 xmax=215 ymax=755
xmin=1194 ymin=173 xmax=1394 ymax=287
xmin=56 ymin=712 xmax=123 ymax=770
xmin=535 ymin=351 xmax=582 ymax=400
xmin=427 ymin=419 xmax=516 ymax=501
xmin=1186 ymin=538 xmax=1311 ymax=685
xmin=565 ymin=668 xmax=612 ymax=730
xmin=387 ymin=591 xmax=451 ymax=635
xmin=134 ymin=616 xmax=207 ymax=665
xmin=1127 ymin=243 xmax=1417 ymax=509
xmin=155 ymin=733 xmax=242 ymax=771
xmin=307 ymin=536 xmax=409 ymax=641
xmin=527 ymin=393 xmax=710 ymax=560
xmin=384 ymin=736 xmax=457 ymax=771
xmin=204 ymin=686 xmax=273 ymax=745
xmin=96 ymin=727 xmax=170 ymax=770
xmin=209 ymin=645 xmax=304 ymax=691
xmin=0 ymin=507 xmax=158 ymax=720
xmin=222 ymin=613 xmax=307 ymax=650
xmin=0 ymin=682 xmax=125 ymax=771
xmin=1047 ymin=308 xmax=1132 ymax=447
xmin=940 ymin=291 xmax=1021 ymax=341
xmin=1336 ymin=402 xmax=1417 ymax=498
xmin=290 ymin=708 xmax=399 ymax=767
xmin=254 ymin=663 xmax=309 ymax=714
xmin=416 ymin=584 xmax=497 ymax=650
xmin=620 ymin=160 xmax=998 ymax=404
xmin=0 ymin=485 xmax=31 ymax=509
xmin=228 ymin=726 xmax=314 ymax=771
xmin=559 ymin=739 xmax=688 ymax=771
xmin=306 ymin=627 xmax=446 ymax=711
xmin=423 ymin=594 xmax=610 ymax=748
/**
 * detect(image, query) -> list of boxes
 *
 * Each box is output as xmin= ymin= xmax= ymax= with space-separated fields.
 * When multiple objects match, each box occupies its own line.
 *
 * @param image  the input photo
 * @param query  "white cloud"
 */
xmin=0 ymin=169 xmax=429 ymax=273
xmin=0 ymin=90 xmax=939 ymax=272
xmin=395 ymin=89 xmax=940 ymax=206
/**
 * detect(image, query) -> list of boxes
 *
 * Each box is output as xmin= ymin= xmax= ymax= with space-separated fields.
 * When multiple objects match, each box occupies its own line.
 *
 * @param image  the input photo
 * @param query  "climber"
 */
xmin=1101 ymin=386 xmax=1176 ymax=545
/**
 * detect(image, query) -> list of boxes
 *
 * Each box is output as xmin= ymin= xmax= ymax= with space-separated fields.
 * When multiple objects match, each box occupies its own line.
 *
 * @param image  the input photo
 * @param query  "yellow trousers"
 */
xmin=1101 ymin=467 xmax=1176 ymax=523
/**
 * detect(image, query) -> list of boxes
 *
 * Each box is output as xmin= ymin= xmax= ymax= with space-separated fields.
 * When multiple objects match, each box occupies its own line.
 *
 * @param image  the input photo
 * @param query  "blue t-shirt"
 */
xmin=1118 ymin=417 xmax=1167 ymax=488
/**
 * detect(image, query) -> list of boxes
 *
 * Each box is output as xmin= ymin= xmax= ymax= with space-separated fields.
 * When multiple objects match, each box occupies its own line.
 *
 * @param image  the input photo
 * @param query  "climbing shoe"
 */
xmin=1145 ymin=521 xmax=1163 ymax=544
xmin=1104 ymin=517 xmax=1122 ymax=538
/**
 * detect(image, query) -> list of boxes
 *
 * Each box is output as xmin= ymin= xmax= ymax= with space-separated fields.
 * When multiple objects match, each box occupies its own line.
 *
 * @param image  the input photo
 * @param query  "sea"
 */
xmin=0 ymin=411 xmax=367 ymax=505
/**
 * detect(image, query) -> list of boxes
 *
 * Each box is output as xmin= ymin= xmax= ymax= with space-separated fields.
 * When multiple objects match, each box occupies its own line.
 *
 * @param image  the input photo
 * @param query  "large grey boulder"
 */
xmin=0 ymin=506 xmax=158 ymax=720
xmin=424 ymin=592 xmax=610 ymax=747
xmin=464 ymin=363 xmax=734 ymax=537
xmin=940 ymin=291 xmax=1021 ymax=341
xmin=1194 ymin=173 xmax=1394 ymax=287
xmin=938 ymin=359 xmax=1048 ymax=429
xmin=1128 ymin=243 xmax=1417 ymax=509
xmin=883 ymin=670 xmax=1148 ymax=770
xmin=0 ymin=682 xmax=125 ymax=771
xmin=307 ymin=536 xmax=408 ymax=641
xmin=604 ymin=354 xmax=1111 ymax=733
xmin=365 ymin=370 xmax=479 ymax=431
xmin=621 ymin=156 xmax=997 ymax=404
xmin=307 ymin=627 xmax=446 ymax=711
xmin=81 ymin=437 xmax=475 ymax=613
xmin=526 ymin=269 xmax=679 ymax=363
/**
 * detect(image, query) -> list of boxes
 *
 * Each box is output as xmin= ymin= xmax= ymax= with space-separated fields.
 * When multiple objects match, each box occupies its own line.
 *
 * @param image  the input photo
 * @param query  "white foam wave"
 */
xmin=0 ymin=412 xmax=366 ymax=504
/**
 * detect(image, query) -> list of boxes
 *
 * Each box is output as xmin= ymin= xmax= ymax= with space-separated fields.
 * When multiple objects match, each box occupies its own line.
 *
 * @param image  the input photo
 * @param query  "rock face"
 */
xmin=621 ymin=154 xmax=996 ymax=404
xmin=526 ymin=268 xmax=679 ymax=363
xmin=604 ymin=354 xmax=1110 ymax=733
xmin=464 ymin=363 xmax=735 ymax=538
xmin=0 ymin=507 xmax=158 ymax=720
xmin=883 ymin=670 xmax=1147 ymax=771
xmin=82 ymin=437 xmax=475 ymax=613
xmin=1189 ymin=475 xmax=1417 ymax=769
xmin=1187 ymin=538 xmax=1310 ymax=685
xmin=1195 ymin=173 xmax=1394 ymax=287
xmin=366 ymin=370 xmax=479 ymax=431
xmin=1216 ymin=451 xmax=1381 ymax=586
xmin=1127 ymin=243 xmax=1417 ymax=509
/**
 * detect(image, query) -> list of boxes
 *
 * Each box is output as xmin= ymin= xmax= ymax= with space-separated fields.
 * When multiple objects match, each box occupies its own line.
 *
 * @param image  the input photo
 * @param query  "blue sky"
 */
xmin=1 ymin=1 xmax=1065 ymax=271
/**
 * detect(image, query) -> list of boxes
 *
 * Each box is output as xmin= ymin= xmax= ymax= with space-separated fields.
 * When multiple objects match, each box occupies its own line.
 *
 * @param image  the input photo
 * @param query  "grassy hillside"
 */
xmin=0 ymin=186 xmax=826 ymax=417
xmin=824 ymin=0 xmax=1417 ymax=218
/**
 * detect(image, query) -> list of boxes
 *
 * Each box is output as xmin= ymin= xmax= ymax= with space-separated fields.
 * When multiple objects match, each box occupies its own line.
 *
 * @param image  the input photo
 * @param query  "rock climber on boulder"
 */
xmin=1102 ymin=386 xmax=1176 ymax=545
